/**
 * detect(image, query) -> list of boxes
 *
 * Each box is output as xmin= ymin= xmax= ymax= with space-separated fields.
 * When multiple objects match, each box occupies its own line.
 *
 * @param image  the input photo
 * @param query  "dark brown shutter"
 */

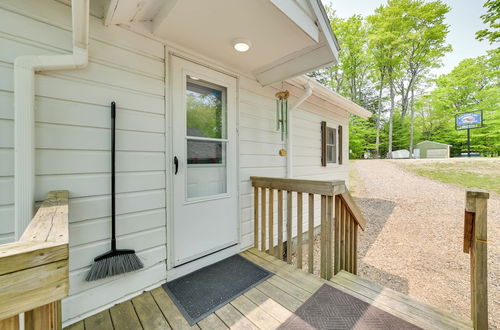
xmin=338 ymin=125 xmax=343 ymax=164
xmin=321 ymin=121 xmax=327 ymax=166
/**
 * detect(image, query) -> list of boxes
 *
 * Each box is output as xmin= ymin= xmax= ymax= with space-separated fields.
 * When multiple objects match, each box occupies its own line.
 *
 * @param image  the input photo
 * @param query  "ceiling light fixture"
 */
xmin=232 ymin=39 xmax=252 ymax=52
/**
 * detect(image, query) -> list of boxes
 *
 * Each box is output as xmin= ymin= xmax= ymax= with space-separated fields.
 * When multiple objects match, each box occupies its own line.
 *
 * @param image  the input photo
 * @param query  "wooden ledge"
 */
xmin=0 ymin=190 xmax=69 ymax=321
xmin=250 ymin=176 xmax=346 ymax=196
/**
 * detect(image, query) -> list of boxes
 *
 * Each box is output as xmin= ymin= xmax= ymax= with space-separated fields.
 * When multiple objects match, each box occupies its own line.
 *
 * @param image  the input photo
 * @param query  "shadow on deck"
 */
xmin=66 ymin=249 xmax=472 ymax=330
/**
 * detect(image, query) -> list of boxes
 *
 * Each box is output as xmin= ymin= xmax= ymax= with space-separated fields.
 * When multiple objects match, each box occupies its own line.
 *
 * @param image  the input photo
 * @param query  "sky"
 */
xmin=324 ymin=0 xmax=498 ymax=77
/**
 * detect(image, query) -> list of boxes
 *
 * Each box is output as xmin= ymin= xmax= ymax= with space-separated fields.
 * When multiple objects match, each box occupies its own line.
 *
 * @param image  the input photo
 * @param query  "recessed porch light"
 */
xmin=232 ymin=39 xmax=252 ymax=52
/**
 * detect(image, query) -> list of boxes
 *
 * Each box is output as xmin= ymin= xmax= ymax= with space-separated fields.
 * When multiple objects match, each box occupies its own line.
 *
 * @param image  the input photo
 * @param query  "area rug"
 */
xmin=278 ymin=284 xmax=423 ymax=330
xmin=162 ymin=255 xmax=272 ymax=325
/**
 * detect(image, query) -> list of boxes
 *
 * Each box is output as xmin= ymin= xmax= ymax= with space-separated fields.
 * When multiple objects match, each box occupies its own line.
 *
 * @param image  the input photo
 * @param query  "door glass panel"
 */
xmin=186 ymin=78 xmax=226 ymax=139
xmin=186 ymin=77 xmax=228 ymax=199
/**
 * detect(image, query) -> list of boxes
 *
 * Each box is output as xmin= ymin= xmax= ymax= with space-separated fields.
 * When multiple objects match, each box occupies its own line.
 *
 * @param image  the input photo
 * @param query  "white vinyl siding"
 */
xmin=238 ymin=80 xmax=349 ymax=251
xmin=0 ymin=0 xmax=166 ymax=325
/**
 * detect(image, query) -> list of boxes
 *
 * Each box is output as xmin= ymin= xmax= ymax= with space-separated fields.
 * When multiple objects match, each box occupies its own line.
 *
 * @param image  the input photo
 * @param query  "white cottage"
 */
xmin=1 ymin=1 xmax=485 ymax=329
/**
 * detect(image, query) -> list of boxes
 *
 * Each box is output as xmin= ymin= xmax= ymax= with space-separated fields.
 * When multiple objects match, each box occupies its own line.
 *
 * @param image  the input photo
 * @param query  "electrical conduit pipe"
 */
xmin=14 ymin=0 xmax=89 ymax=238
xmin=286 ymin=81 xmax=313 ymax=178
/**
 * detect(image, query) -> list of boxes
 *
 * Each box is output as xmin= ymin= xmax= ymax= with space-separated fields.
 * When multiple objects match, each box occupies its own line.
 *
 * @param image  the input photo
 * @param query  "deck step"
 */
xmin=330 ymin=271 xmax=472 ymax=330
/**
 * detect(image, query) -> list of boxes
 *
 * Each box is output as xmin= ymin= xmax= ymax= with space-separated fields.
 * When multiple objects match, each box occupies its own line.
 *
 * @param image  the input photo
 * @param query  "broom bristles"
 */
xmin=86 ymin=252 xmax=143 ymax=281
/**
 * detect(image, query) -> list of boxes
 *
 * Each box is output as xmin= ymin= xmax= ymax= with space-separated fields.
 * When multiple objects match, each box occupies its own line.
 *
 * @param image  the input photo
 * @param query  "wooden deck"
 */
xmin=66 ymin=248 xmax=472 ymax=330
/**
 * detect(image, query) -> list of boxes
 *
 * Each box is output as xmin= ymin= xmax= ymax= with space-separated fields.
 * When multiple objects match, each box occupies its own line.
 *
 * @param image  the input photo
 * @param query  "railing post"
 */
xmin=0 ymin=316 xmax=19 ymax=330
xmin=25 ymin=300 xmax=62 ymax=330
xmin=464 ymin=189 xmax=489 ymax=330
xmin=253 ymin=186 xmax=259 ymax=249
xmin=261 ymin=188 xmax=267 ymax=252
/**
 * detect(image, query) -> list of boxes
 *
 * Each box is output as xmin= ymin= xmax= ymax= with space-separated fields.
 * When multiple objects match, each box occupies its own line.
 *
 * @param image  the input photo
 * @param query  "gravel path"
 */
xmin=351 ymin=160 xmax=499 ymax=328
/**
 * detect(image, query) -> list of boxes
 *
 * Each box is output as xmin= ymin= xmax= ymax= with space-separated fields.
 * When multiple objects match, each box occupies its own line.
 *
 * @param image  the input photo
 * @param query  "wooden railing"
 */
xmin=463 ymin=189 xmax=489 ymax=330
xmin=0 ymin=191 xmax=69 ymax=330
xmin=251 ymin=177 xmax=366 ymax=280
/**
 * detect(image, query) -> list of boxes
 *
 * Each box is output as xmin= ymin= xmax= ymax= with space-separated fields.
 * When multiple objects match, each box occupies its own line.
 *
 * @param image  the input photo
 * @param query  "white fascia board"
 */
xmin=270 ymin=0 xmax=320 ymax=42
xmin=308 ymin=0 xmax=339 ymax=62
xmin=291 ymin=76 xmax=373 ymax=119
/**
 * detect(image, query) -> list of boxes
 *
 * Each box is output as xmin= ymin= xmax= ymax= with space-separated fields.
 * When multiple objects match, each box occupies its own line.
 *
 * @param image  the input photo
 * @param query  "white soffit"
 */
xmin=102 ymin=0 xmax=340 ymax=86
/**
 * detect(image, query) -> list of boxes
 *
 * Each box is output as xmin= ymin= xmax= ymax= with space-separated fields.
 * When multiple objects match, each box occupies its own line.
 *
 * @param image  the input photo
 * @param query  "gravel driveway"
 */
xmin=351 ymin=160 xmax=499 ymax=328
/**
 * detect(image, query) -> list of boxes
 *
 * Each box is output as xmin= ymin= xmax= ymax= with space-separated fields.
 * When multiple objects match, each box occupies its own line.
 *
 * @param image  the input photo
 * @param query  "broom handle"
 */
xmin=111 ymin=102 xmax=117 ymax=251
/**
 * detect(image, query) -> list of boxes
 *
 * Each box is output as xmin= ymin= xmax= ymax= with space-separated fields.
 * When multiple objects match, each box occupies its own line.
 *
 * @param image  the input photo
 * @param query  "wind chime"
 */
xmin=275 ymin=89 xmax=289 ymax=156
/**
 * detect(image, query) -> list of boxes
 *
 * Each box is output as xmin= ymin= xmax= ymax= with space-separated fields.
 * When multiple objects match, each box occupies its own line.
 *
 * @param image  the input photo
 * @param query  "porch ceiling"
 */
xmin=103 ymin=0 xmax=339 ymax=85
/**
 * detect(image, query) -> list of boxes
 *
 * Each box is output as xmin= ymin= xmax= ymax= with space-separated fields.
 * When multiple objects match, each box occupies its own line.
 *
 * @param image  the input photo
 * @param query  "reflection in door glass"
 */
xmin=186 ymin=79 xmax=226 ymax=139
xmin=186 ymin=77 xmax=228 ymax=199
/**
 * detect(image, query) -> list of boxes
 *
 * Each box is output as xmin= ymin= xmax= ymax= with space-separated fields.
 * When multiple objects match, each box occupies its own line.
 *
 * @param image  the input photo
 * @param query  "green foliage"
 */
xmin=415 ymin=49 xmax=500 ymax=156
xmin=378 ymin=113 xmax=412 ymax=156
xmin=401 ymin=160 xmax=500 ymax=193
xmin=186 ymin=92 xmax=223 ymax=139
xmin=349 ymin=115 xmax=377 ymax=159
xmin=476 ymin=0 xmax=500 ymax=43
xmin=311 ymin=0 xmax=497 ymax=159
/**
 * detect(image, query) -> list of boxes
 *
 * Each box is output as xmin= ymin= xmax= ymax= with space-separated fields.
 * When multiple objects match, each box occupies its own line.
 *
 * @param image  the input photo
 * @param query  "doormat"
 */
xmin=162 ymin=255 xmax=272 ymax=325
xmin=278 ymin=284 xmax=423 ymax=330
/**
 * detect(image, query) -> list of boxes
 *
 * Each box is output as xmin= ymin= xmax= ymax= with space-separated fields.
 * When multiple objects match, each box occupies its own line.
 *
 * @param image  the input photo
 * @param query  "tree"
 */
xmin=368 ymin=1 xmax=406 ymax=158
xmin=476 ymin=0 xmax=500 ymax=44
xmin=415 ymin=49 xmax=500 ymax=155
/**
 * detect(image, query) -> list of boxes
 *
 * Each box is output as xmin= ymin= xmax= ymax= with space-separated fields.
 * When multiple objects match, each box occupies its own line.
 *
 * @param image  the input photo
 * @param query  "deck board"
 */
xmin=197 ymin=314 xmax=228 ymax=330
xmin=132 ymin=292 xmax=171 ymax=330
xmin=66 ymin=248 xmax=472 ymax=330
xmin=214 ymin=303 xmax=259 ymax=330
xmin=109 ymin=301 xmax=142 ymax=330
xmin=84 ymin=310 xmax=113 ymax=330
xmin=150 ymin=288 xmax=200 ymax=330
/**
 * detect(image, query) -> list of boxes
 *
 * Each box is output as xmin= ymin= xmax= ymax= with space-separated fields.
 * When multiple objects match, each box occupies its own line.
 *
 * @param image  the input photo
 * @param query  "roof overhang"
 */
xmin=102 ymin=0 xmax=339 ymax=86
xmin=289 ymin=76 xmax=373 ymax=119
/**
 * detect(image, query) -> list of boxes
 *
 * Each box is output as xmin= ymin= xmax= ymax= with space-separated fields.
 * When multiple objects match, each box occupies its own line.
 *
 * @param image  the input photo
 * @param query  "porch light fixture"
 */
xmin=232 ymin=39 xmax=251 ymax=52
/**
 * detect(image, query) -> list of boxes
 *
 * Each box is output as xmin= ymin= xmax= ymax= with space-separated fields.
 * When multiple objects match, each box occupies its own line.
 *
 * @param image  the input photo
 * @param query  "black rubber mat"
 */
xmin=279 ymin=284 xmax=423 ymax=330
xmin=162 ymin=255 xmax=272 ymax=325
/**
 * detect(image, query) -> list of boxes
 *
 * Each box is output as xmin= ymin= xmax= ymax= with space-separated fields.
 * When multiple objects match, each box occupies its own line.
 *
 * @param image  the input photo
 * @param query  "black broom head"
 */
xmin=85 ymin=249 xmax=143 ymax=281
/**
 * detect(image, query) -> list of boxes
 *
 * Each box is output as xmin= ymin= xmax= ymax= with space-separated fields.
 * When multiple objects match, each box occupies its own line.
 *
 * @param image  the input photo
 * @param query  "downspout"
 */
xmin=286 ymin=81 xmax=313 ymax=178
xmin=14 ymin=0 xmax=89 ymax=238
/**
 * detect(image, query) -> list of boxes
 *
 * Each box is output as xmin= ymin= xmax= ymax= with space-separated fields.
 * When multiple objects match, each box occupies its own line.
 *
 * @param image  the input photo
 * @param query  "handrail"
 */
xmin=0 ymin=190 xmax=69 ymax=330
xmin=340 ymin=191 xmax=366 ymax=230
xmin=463 ymin=189 xmax=489 ymax=330
xmin=250 ymin=177 xmax=365 ymax=280
xmin=250 ymin=176 xmax=346 ymax=196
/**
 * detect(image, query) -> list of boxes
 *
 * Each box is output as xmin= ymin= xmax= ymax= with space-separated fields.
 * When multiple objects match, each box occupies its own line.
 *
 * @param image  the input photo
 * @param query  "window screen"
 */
xmin=326 ymin=127 xmax=336 ymax=163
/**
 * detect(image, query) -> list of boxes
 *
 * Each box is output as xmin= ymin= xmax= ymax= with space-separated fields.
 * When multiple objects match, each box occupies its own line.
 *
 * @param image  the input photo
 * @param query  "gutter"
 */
xmin=14 ymin=0 xmax=89 ymax=238
xmin=287 ymin=81 xmax=313 ymax=178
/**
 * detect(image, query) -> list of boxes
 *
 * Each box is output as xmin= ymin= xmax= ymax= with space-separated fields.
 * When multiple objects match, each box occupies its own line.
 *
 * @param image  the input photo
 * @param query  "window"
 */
xmin=321 ymin=121 xmax=342 ymax=166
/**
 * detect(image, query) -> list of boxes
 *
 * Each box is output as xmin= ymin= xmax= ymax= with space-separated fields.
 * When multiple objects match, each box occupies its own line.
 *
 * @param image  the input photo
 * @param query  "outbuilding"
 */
xmin=415 ymin=141 xmax=451 ymax=158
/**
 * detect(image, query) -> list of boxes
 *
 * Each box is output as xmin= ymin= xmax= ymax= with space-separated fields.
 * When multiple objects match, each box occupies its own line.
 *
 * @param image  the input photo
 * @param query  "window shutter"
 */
xmin=321 ymin=121 xmax=327 ymax=166
xmin=338 ymin=125 xmax=343 ymax=164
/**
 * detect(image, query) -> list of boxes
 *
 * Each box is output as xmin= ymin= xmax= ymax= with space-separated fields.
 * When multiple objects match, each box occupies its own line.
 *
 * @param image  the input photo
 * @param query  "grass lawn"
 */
xmin=398 ymin=158 xmax=500 ymax=194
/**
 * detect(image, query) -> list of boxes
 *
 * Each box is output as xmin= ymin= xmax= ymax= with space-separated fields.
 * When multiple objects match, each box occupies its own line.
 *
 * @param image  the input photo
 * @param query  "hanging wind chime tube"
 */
xmin=275 ymin=90 xmax=289 ymax=142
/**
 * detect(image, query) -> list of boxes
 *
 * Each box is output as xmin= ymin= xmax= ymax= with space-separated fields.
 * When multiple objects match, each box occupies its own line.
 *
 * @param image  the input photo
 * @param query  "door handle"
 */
xmin=174 ymin=156 xmax=179 ymax=175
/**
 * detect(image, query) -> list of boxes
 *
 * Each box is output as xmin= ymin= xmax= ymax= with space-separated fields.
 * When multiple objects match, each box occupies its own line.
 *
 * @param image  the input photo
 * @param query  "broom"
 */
xmin=86 ymin=102 xmax=143 ymax=281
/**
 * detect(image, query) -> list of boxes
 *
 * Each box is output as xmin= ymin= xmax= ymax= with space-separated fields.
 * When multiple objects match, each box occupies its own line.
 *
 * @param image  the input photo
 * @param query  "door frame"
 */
xmin=165 ymin=52 xmax=241 ymax=280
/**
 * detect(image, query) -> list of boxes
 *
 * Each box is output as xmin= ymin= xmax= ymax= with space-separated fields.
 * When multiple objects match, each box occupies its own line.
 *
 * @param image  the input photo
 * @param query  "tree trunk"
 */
xmin=409 ymin=87 xmax=416 ymax=158
xmin=388 ymin=79 xmax=395 ymax=158
xmin=375 ymin=74 xmax=384 ymax=158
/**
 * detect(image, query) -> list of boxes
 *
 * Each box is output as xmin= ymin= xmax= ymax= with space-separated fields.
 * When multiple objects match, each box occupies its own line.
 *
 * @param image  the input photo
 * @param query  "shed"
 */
xmin=415 ymin=141 xmax=451 ymax=158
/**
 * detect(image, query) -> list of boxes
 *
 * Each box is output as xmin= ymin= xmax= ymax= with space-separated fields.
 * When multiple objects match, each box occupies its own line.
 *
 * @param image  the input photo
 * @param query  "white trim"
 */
xmin=14 ymin=0 xmax=89 ymax=238
xmin=166 ymin=244 xmax=240 ymax=281
xmin=167 ymin=54 xmax=240 ymax=277
xmin=63 ymin=279 xmax=165 ymax=328
xmin=270 ymin=0 xmax=320 ymax=42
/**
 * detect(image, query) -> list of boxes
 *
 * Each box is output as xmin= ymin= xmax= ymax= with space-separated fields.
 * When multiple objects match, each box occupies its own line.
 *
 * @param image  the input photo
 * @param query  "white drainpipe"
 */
xmin=286 ymin=81 xmax=313 ymax=178
xmin=14 ymin=0 xmax=89 ymax=238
